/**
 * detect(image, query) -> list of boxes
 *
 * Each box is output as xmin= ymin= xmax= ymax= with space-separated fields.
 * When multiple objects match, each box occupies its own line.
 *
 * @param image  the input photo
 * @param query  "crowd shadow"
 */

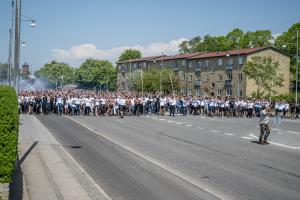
xmin=9 ymin=141 xmax=38 ymax=200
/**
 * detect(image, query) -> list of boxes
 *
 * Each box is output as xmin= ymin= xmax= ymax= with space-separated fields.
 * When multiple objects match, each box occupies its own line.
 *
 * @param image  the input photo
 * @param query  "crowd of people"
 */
xmin=17 ymin=89 xmax=300 ymax=119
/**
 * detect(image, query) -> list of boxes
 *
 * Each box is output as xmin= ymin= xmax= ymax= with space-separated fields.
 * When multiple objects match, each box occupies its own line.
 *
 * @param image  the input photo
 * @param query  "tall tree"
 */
xmin=118 ymin=49 xmax=142 ymax=62
xmin=75 ymin=59 xmax=116 ymax=91
xmin=275 ymin=21 xmax=300 ymax=82
xmin=244 ymin=55 xmax=284 ymax=98
xmin=35 ymin=61 xmax=74 ymax=86
xmin=132 ymin=69 xmax=179 ymax=94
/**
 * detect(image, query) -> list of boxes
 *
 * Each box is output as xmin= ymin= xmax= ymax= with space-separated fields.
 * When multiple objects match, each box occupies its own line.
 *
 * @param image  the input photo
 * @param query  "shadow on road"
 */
xmin=9 ymin=141 xmax=38 ymax=200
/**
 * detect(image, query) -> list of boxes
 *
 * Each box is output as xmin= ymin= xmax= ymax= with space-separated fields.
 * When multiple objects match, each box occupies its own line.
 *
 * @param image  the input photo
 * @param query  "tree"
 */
xmin=35 ymin=61 xmax=74 ymax=86
xmin=275 ymin=21 xmax=300 ymax=81
xmin=118 ymin=49 xmax=142 ymax=62
xmin=132 ymin=68 xmax=179 ymax=94
xmin=179 ymin=28 xmax=274 ymax=53
xmin=244 ymin=55 xmax=284 ymax=98
xmin=75 ymin=59 xmax=117 ymax=91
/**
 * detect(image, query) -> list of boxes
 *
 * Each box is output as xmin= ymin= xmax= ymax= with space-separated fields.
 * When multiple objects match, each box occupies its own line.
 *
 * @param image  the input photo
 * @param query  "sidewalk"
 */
xmin=10 ymin=115 xmax=110 ymax=200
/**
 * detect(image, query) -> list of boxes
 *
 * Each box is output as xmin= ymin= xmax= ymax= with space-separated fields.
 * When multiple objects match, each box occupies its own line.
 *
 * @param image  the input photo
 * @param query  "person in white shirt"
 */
xmin=160 ymin=96 xmax=167 ymax=115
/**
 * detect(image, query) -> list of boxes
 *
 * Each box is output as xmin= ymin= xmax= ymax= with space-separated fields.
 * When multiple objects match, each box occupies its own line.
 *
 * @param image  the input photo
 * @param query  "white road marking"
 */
xmin=159 ymin=119 xmax=166 ymax=121
xmin=241 ymin=136 xmax=253 ymax=140
xmin=67 ymin=117 xmax=230 ymax=200
xmin=287 ymin=131 xmax=299 ymax=134
xmin=224 ymin=133 xmax=235 ymax=136
xmin=185 ymin=124 xmax=193 ymax=127
xmin=271 ymin=128 xmax=280 ymax=131
xmin=152 ymin=117 xmax=158 ymax=120
xmin=209 ymin=130 xmax=220 ymax=133
xmin=197 ymin=127 xmax=204 ymax=130
xmin=175 ymin=122 xmax=183 ymax=125
xmin=249 ymin=134 xmax=300 ymax=150
xmin=167 ymin=120 xmax=174 ymax=123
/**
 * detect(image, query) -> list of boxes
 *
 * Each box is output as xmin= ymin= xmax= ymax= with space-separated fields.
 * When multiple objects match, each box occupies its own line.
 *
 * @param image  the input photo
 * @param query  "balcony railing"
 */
xmin=225 ymin=64 xmax=233 ymax=70
xmin=225 ymin=79 xmax=232 ymax=86
xmin=195 ymin=67 xmax=201 ymax=72
xmin=194 ymin=80 xmax=201 ymax=86
xmin=173 ymin=67 xmax=179 ymax=71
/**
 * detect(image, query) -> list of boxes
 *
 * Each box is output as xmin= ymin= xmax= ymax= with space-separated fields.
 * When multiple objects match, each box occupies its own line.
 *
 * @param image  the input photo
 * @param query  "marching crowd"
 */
xmin=17 ymin=89 xmax=300 ymax=119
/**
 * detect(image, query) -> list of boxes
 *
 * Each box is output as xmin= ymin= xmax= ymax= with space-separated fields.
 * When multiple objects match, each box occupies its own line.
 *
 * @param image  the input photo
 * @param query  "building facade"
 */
xmin=116 ymin=47 xmax=290 ymax=97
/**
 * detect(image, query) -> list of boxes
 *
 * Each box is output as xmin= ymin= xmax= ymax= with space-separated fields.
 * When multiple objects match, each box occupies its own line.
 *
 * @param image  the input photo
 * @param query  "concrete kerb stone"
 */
xmin=0 ymin=183 xmax=9 ymax=200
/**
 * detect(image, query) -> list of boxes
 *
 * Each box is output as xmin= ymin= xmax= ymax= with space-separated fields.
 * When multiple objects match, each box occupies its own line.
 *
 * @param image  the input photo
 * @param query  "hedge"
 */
xmin=0 ymin=86 xmax=19 ymax=183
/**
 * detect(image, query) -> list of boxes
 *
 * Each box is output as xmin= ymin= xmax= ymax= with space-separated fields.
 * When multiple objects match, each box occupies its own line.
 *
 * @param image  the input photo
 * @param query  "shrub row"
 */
xmin=0 ymin=86 xmax=19 ymax=183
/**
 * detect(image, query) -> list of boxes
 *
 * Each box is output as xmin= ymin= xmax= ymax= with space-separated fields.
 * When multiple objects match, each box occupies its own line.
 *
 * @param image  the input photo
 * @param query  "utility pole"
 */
xmin=13 ymin=0 xmax=21 ymax=91
xmin=8 ymin=29 xmax=12 ymax=86
xmin=237 ymin=38 xmax=240 ymax=97
xmin=296 ymin=29 xmax=299 ymax=105
xmin=129 ymin=59 xmax=132 ymax=91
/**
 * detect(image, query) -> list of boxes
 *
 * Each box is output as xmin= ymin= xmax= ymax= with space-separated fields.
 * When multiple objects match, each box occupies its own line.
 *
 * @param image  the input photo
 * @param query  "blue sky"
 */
xmin=0 ymin=0 xmax=299 ymax=71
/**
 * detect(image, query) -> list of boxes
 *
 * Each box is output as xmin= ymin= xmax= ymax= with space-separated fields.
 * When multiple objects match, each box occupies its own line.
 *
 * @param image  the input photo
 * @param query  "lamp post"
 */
xmin=129 ymin=59 xmax=132 ymax=91
xmin=160 ymin=52 xmax=163 ymax=97
xmin=296 ymin=29 xmax=299 ymax=105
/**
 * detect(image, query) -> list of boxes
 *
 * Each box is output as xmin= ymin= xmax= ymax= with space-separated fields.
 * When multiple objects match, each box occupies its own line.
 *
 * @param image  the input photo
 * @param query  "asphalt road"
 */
xmin=36 ymin=114 xmax=300 ymax=200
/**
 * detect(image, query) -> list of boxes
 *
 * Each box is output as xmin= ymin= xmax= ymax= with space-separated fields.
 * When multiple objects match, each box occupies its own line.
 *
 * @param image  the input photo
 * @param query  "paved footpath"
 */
xmin=13 ymin=115 xmax=110 ymax=200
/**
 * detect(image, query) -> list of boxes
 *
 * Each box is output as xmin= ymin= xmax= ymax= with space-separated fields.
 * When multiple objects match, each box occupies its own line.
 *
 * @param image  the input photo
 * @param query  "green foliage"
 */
xmin=179 ymin=28 xmax=273 ymax=53
xmin=35 ymin=61 xmax=74 ymax=86
xmin=75 ymin=59 xmax=117 ymax=91
xmin=270 ymin=93 xmax=295 ymax=102
xmin=275 ymin=21 xmax=300 ymax=81
xmin=244 ymin=55 xmax=284 ymax=99
xmin=132 ymin=68 xmax=179 ymax=94
xmin=118 ymin=49 xmax=142 ymax=62
xmin=0 ymin=86 xmax=19 ymax=183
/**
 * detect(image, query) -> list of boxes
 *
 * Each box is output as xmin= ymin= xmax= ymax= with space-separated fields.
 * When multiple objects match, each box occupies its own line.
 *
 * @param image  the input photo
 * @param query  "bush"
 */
xmin=0 ymin=86 xmax=19 ymax=183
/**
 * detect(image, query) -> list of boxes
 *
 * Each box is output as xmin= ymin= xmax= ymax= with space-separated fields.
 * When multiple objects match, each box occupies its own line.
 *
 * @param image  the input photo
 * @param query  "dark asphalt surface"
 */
xmin=36 ymin=114 xmax=300 ymax=200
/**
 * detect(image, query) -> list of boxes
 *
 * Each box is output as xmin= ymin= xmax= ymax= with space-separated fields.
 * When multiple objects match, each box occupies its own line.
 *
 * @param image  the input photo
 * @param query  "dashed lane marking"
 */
xmin=159 ymin=119 xmax=166 ymax=121
xmin=249 ymin=133 xmax=300 ymax=150
xmin=241 ymin=136 xmax=253 ymax=140
xmin=287 ymin=131 xmax=299 ymax=134
xmin=209 ymin=130 xmax=220 ymax=133
xmin=224 ymin=133 xmax=235 ymax=136
xmin=175 ymin=122 xmax=183 ymax=125
xmin=167 ymin=120 xmax=174 ymax=123
xmin=197 ymin=127 xmax=204 ymax=130
xmin=185 ymin=124 xmax=193 ymax=127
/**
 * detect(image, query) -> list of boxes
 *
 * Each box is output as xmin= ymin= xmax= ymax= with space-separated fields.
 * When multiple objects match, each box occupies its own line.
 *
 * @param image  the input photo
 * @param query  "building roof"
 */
xmin=154 ymin=52 xmax=205 ymax=61
xmin=117 ymin=55 xmax=166 ymax=64
xmin=188 ymin=46 xmax=290 ymax=60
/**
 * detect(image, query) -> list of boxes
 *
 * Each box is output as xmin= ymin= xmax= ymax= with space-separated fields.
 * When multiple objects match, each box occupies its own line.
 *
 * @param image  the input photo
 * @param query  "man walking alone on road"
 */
xmin=258 ymin=106 xmax=272 ymax=144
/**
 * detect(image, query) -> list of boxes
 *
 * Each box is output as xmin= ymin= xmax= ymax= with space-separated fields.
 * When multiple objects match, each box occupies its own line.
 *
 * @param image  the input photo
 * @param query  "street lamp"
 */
xmin=237 ymin=38 xmax=241 ymax=97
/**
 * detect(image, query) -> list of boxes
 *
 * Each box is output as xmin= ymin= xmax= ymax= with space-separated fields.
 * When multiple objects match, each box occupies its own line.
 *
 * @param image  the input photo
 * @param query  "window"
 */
xmin=211 ymin=82 xmax=215 ymax=88
xmin=218 ymin=74 xmax=223 ymax=81
xmin=227 ymin=73 xmax=232 ymax=80
xmin=217 ymin=89 xmax=222 ymax=96
xmin=239 ymin=73 xmax=243 ymax=81
xmin=182 ymin=60 xmax=186 ymax=66
xmin=173 ymin=61 xmax=177 ymax=68
xmin=197 ymin=61 xmax=202 ymax=68
xmin=211 ymin=65 xmax=215 ymax=73
xmin=239 ymin=57 xmax=244 ymax=65
xmin=133 ymin=63 xmax=137 ymax=69
xmin=196 ymin=76 xmax=201 ymax=81
xmin=188 ymin=61 xmax=192 ymax=68
xmin=226 ymin=89 xmax=232 ymax=96
xmin=218 ymin=58 xmax=223 ymax=66
xmin=227 ymin=58 xmax=233 ymax=65
xmin=181 ymin=88 xmax=185 ymax=94
xmin=204 ymin=74 xmax=209 ymax=82
xmin=205 ymin=60 xmax=209 ymax=67
xmin=204 ymin=91 xmax=208 ymax=97
xmin=188 ymin=75 xmax=192 ymax=82
xmin=143 ymin=62 xmax=147 ymax=67
xmin=182 ymin=74 xmax=186 ymax=81
xmin=239 ymin=89 xmax=243 ymax=97
xmin=195 ymin=89 xmax=200 ymax=96
xmin=187 ymin=89 xmax=192 ymax=95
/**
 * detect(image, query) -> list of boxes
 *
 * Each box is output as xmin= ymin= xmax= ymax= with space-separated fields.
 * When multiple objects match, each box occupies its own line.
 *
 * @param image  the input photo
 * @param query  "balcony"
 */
xmin=225 ymin=64 xmax=233 ymax=70
xmin=173 ymin=67 xmax=179 ymax=71
xmin=195 ymin=67 xmax=201 ymax=72
xmin=194 ymin=80 xmax=201 ymax=86
xmin=120 ymin=69 xmax=126 ymax=73
xmin=225 ymin=80 xmax=232 ymax=86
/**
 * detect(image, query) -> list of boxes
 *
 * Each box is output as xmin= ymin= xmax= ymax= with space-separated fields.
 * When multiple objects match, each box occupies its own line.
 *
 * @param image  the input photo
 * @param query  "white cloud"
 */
xmin=52 ymin=38 xmax=188 ymax=67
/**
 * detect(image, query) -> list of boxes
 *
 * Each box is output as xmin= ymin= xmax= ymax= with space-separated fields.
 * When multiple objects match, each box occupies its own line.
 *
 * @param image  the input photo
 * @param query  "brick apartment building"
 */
xmin=116 ymin=47 xmax=290 ymax=97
